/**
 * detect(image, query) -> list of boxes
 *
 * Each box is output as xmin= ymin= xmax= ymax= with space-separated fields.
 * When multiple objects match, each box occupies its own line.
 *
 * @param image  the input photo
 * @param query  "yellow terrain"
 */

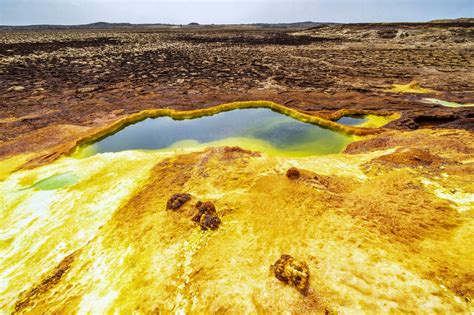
xmin=1 ymin=110 xmax=473 ymax=313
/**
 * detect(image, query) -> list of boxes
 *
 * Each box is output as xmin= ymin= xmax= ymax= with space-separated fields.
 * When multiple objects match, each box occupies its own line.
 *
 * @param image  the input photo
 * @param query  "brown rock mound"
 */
xmin=192 ymin=201 xmax=222 ymax=230
xmin=285 ymin=167 xmax=352 ymax=193
xmin=374 ymin=148 xmax=449 ymax=167
xmin=271 ymin=254 xmax=310 ymax=295
xmin=222 ymin=146 xmax=261 ymax=160
xmin=286 ymin=167 xmax=301 ymax=179
xmin=166 ymin=193 xmax=192 ymax=211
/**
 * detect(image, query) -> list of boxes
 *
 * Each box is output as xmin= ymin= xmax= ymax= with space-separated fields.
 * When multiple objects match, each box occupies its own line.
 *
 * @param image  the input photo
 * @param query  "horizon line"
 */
xmin=1 ymin=17 xmax=472 ymax=28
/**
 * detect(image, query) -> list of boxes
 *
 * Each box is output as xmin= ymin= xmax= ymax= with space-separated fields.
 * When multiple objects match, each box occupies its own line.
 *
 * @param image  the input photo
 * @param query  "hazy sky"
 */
xmin=0 ymin=0 xmax=472 ymax=25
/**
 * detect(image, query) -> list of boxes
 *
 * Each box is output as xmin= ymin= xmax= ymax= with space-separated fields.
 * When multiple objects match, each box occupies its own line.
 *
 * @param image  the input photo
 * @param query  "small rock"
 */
xmin=192 ymin=201 xmax=221 ymax=230
xmin=7 ymin=85 xmax=25 ymax=92
xmin=286 ymin=167 xmax=301 ymax=180
xmin=76 ymin=86 xmax=97 ymax=93
xmin=200 ymin=213 xmax=222 ymax=230
xmin=271 ymin=254 xmax=310 ymax=295
xmin=377 ymin=29 xmax=397 ymax=39
xmin=166 ymin=193 xmax=192 ymax=211
xmin=187 ymin=89 xmax=200 ymax=95
xmin=192 ymin=201 xmax=216 ymax=222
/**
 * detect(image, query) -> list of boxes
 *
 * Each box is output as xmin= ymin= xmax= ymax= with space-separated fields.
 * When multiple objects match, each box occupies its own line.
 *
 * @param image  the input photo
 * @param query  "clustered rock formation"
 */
xmin=166 ymin=193 xmax=222 ymax=230
xmin=272 ymin=254 xmax=311 ymax=295
xmin=192 ymin=201 xmax=222 ymax=231
xmin=166 ymin=193 xmax=192 ymax=211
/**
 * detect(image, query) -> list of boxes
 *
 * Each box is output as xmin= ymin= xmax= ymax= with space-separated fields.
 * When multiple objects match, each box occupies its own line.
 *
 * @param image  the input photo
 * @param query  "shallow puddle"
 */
xmin=31 ymin=172 xmax=79 ymax=190
xmin=424 ymin=98 xmax=474 ymax=108
xmin=336 ymin=116 xmax=368 ymax=126
xmin=75 ymin=108 xmax=358 ymax=157
xmin=337 ymin=114 xmax=397 ymax=128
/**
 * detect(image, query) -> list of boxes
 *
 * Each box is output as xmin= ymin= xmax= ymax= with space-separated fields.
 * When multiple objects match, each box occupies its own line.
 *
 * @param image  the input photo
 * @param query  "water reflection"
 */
xmin=78 ymin=108 xmax=356 ymax=157
xmin=336 ymin=116 xmax=368 ymax=126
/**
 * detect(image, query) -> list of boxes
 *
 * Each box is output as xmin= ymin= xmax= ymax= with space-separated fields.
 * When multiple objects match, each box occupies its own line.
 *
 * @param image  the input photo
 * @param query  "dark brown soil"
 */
xmin=0 ymin=22 xmax=473 ymax=158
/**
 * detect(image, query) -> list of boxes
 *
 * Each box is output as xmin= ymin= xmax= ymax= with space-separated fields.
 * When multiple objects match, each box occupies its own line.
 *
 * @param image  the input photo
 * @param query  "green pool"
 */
xmin=74 ymin=108 xmax=361 ymax=157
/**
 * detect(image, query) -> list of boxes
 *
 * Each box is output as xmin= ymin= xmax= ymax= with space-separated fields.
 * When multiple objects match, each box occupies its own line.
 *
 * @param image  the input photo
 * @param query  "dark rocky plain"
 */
xmin=0 ymin=19 xmax=473 ymax=158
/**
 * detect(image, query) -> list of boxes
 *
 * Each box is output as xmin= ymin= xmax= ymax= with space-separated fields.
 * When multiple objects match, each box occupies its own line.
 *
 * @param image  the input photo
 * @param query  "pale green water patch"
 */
xmin=74 ymin=108 xmax=359 ymax=158
xmin=424 ymin=98 xmax=474 ymax=108
xmin=336 ymin=114 xmax=396 ymax=128
xmin=31 ymin=172 xmax=80 ymax=190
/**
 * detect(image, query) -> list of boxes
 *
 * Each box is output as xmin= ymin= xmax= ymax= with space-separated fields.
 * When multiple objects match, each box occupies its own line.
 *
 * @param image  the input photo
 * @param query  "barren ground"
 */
xmin=1 ymin=22 xmax=473 ymax=157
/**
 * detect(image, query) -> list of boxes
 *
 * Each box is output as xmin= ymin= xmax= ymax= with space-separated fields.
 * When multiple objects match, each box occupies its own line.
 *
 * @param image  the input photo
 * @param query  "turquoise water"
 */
xmin=77 ymin=108 xmax=356 ymax=157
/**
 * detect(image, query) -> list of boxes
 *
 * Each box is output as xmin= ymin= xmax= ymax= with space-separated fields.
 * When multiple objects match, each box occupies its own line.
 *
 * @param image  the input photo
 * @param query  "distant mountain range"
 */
xmin=0 ymin=18 xmax=472 ymax=30
xmin=429 ymin=18 xmax=474 ymax=23
xmin=0 ymin=21 xmax=173 ymax=30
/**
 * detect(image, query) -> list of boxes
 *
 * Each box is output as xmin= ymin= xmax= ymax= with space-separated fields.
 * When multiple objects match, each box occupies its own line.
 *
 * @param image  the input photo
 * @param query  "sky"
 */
xmin=0 ymin=0 xmax=472 ymax=25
